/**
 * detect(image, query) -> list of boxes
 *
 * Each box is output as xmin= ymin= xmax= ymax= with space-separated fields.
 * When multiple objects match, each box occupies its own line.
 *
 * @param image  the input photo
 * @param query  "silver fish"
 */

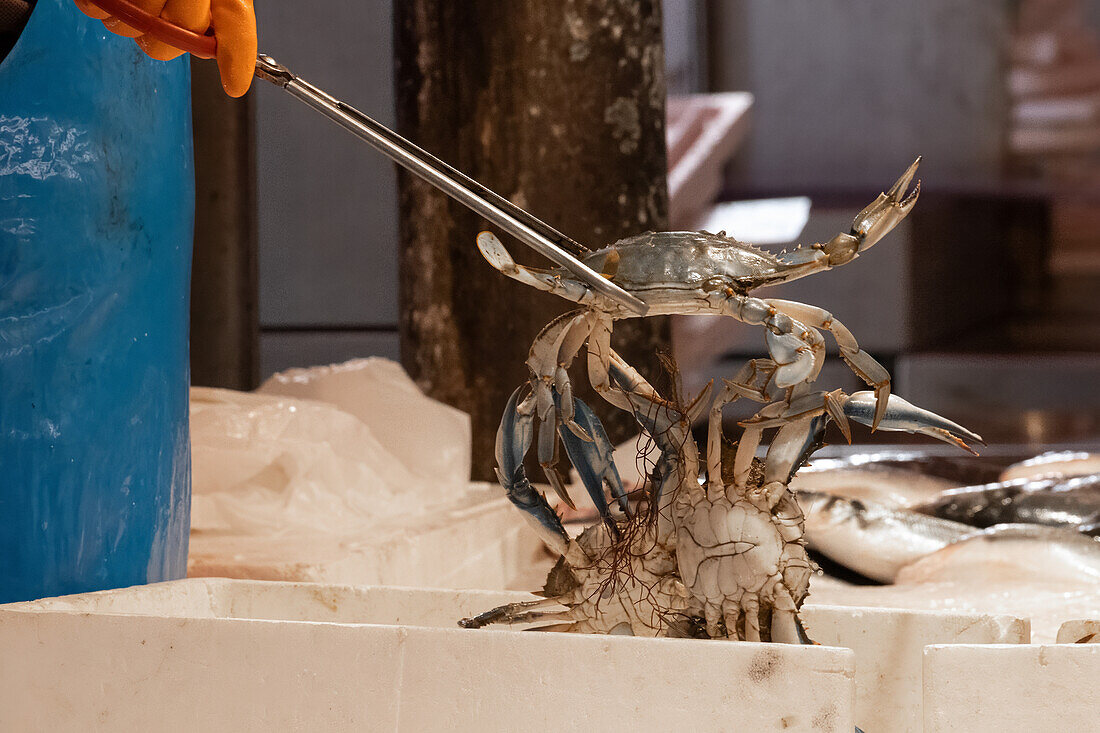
xmin=791 ymin=465 xmax=959 ymax=509
xmin=800 ymin=490 xmax=975 ymax=583
xmin=896 ymin=524 xmax=1100 ymax=586
xmin=912 ymin=474 xmax=1100 ymax=534
xmin=1000 ymin=451 xmax=1100 ymax=482
xmin=806 ymin=525 xmax=1100 ymax=643
xmin=803 ymin=451 xmax=1005 ymax=486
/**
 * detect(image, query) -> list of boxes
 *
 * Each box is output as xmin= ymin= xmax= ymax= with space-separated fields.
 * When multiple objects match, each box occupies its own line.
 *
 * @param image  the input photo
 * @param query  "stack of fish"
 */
xmin=794 ymin=450 xmax=1100 ymax=641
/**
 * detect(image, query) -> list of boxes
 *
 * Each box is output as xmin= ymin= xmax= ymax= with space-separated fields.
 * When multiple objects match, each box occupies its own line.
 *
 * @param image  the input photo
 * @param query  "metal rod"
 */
xmin=255 ymin=55 xmax=648 ymax=316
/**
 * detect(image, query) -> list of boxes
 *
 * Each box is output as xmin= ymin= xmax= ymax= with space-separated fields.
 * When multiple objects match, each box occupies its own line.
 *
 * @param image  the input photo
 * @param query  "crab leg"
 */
xmin=459 ymin=596 xmax=566 ymax=629
xmin=521 ymin=310 xmax=604 ymax=507
xmin=714 ymin=372 xmax=837 ymax=500
xmin=493 ymin=382 xmax=648 ymax=551
xmin=759 ymin=413 xmax=830 ymax=506
xmin=742 ymin=595 xmax=762 ymax=642
xmin=585 ymin=313 xmax=634 ymax=413
xmin=736 ymin=389 xmax=854 ymax=507
xmin=766 ymin=325 xmax=825 ymax=388
xmin=769 ymin=584 xmax=806 ymax=645
xmin=526 ymin=310 xmax=594 ymax=425
xmin=494 ymin=386 xmax=572 ymax=555
xmin=477 ymin=232 xmax=598 ymax=305
xmin=764 ymin=299 xmax=892 ymax=430
xmin=732 ymin=426 xmax=763 ymax=491
xmin=604 ymin=357 xmax=703 ymax=537
xmin=707 ymin=360 xmax=777 ymax=497
xmin=774 ymin=158 xmax=922 ymax=282
xmin=741 ymin=389 xmax=983 ymax=456
xmin=715 ymin=294 xmax=823 ymax=389
xmin=730 ymin=401 xmax=830 ymax=509
xmin=536 ymin=409 xmax=577 ymax=510
xmin=605 ymin=346 xmax=713 ymax=434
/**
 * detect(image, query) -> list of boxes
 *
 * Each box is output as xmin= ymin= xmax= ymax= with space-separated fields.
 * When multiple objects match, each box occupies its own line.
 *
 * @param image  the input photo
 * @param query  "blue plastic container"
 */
xmin=0 ymin=0 xmax=193 ymax=602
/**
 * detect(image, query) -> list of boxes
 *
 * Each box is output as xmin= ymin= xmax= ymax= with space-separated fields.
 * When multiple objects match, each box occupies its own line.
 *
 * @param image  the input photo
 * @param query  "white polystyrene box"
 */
xmin=0 ymin=579 xmax=856 ymax=733
xmin=923 ymin=644 xmax=1100 ymax=732
xmin=1057 ymin=619 xmax=1100 ymax=643
xmin=802 ymin=605 xmax=1029 ymax=733
xmin=400 ymin=591 xmax=1029 ymax=733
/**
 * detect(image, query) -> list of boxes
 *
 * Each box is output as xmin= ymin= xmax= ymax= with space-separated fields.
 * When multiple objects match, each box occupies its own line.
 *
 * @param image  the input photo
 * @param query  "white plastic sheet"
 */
xmin=190 ymin=359 xmax=473 ymax=536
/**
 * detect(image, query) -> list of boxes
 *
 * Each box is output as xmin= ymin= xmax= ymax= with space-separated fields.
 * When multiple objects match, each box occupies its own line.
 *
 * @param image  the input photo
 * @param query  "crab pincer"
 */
xmin=849 ymin=156 xmax=922 ymax=252
xmin=555 ymin=394 xmax=631 ymax=535
xmin=495 ymin=385 xmax=571 ymax=555
xmin=842 ymin=391 xmax=985 ymax=455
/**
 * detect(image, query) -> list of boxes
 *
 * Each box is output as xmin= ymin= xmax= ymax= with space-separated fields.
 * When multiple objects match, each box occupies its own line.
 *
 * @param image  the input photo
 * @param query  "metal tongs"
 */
xmin=86 ymin=0 xmax=649 ymax=315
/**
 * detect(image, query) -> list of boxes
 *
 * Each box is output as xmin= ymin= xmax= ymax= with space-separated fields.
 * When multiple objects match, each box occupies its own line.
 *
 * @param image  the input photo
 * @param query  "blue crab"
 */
xmin=461 ymin=158 xmax=982 ymax=641
xmin=476 ymin=157 xmax=924 ymax=464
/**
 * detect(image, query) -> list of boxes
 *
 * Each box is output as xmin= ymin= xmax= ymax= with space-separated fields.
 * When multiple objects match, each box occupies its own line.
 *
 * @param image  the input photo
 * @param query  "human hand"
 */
xmin=74 ymin=0 xmax=256 ymax=97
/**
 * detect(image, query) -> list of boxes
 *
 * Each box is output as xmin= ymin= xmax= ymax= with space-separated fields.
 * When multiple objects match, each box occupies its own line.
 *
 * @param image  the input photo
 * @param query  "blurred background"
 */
xmin=192 ymin=0 xmax=1100 ymax=446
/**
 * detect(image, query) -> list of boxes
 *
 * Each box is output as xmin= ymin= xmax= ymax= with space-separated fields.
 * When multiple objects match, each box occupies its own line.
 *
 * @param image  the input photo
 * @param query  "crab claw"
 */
xmin=767 ymin=329 xmax=818 ymax=388
xmin=842 ymin=391 xmax=984 ymax=455
xmin=849 ymin=157 xmax=921 ymax=251
xmin=495 ymin=386 xmax=571 ymax=555
xmin=556 ymin=395 xmax=630 ymax=532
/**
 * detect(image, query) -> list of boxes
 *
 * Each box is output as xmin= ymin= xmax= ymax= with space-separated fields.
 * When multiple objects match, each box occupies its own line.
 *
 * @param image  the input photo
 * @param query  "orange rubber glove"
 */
xmin=74 ymin=0 xmax=256 ymax=97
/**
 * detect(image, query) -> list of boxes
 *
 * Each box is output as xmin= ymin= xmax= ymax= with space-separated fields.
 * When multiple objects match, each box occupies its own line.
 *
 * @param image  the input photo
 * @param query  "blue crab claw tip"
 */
xmin=559 ymin=397 xmax=631 ymax=525
xmin=843 ymin=391 xmax=982 ymax=453
xmin=888 ymin=157 xmax=922 ymax=199
xmin=565 ymin=419 xmax=593 ymax=442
